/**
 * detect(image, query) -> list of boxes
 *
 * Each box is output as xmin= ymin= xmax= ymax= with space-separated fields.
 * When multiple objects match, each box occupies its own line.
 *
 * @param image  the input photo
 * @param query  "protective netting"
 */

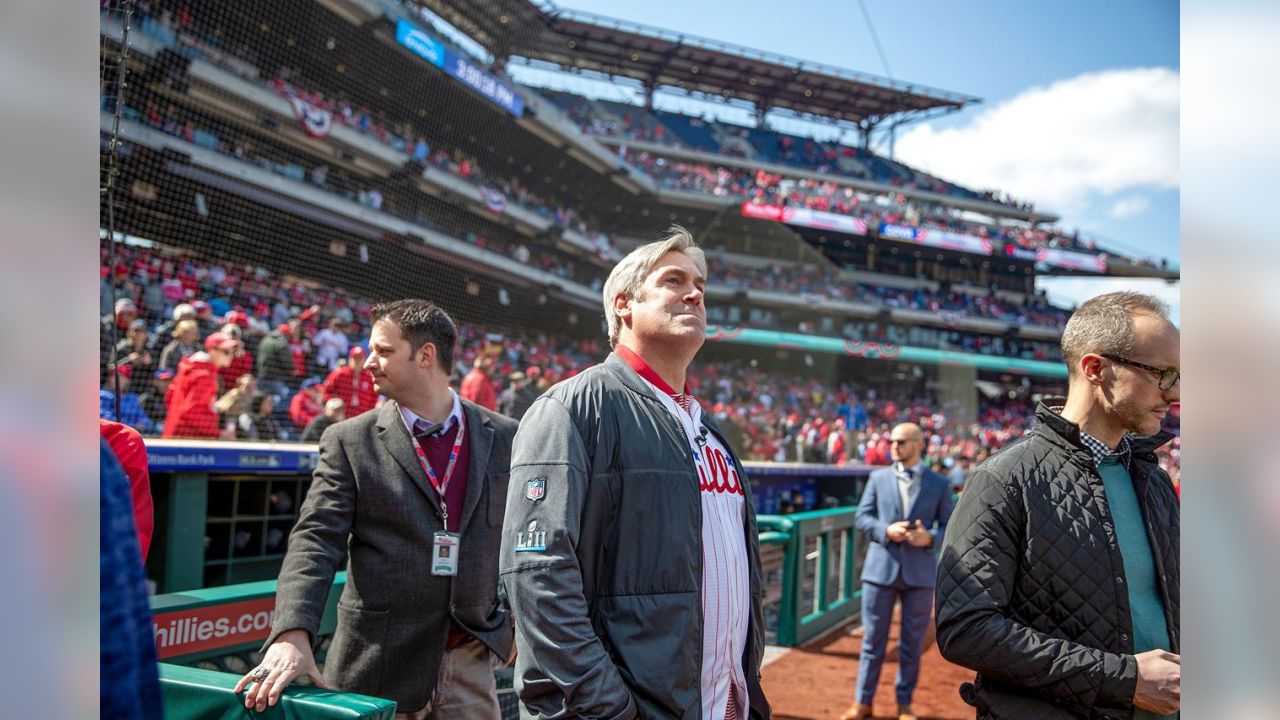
xmin=96 ymin=1 xmax=1171 ymax=477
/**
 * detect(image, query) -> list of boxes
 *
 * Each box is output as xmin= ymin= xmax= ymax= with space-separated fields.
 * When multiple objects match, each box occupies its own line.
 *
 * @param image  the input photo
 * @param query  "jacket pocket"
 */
xmin=325 ymin=604 xmax=389 ymax=694
xmin=963 ymin=679 xmax=1080 ymax=720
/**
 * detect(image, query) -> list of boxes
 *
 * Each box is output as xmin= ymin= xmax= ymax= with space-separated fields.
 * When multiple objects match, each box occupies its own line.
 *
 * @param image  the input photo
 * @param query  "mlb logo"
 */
xmin=525 ymin=477 xmax=546 ymax=502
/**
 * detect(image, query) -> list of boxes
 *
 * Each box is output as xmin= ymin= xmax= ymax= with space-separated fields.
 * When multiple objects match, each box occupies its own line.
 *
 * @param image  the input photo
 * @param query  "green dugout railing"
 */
xmin=151 ymin=572 xmax=387 ymax=718
xmin=148 ymin=515 xmax=860 ymax=716
xmin=159 ymin=663 xmax=396 ymax=719
xmin=758 ymin=507 xmax=860 ymax=647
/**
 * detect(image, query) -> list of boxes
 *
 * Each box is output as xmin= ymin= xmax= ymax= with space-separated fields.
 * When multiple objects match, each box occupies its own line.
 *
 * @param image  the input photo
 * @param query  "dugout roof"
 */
xmin=414 ymin=0 xmax=980 ymax=123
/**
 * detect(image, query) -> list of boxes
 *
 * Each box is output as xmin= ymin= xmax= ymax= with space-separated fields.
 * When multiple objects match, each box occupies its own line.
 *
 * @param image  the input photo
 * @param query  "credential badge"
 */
xmin=526 ymin=477 xmax=546 ymax=502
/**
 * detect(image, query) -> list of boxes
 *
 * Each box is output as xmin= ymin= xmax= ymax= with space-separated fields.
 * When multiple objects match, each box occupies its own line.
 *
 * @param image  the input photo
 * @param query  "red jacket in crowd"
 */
xmin=290 ymin=388 xmax=324 ymax=430
xmin=322 ymin=364 xmax=379 ymax=418
xmin=100 ymin=418 xmax=153 ymax=560
xmin=163 ymin=353 xmax=221 ymax=438
xmin=218 ymin=350 xmax=254 ymax=393
xmin=460 ymin=368 xmax=497 ymax=411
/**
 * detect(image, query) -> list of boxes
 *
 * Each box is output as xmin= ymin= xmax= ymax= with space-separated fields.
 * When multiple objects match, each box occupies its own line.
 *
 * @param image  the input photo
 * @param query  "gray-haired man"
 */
xmin=501 ymin=226 xmax=772 ymax=719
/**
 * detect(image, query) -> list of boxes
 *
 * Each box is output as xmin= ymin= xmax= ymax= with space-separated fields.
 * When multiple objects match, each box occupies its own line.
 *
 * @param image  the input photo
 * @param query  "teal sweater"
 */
xmin=1099 ymin=456 xmax=1176 ymax=720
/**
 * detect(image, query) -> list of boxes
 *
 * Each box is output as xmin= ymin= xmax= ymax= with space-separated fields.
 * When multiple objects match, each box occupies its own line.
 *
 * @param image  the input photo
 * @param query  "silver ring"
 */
xmin=250 ymin=667 xmax=270 ymax=681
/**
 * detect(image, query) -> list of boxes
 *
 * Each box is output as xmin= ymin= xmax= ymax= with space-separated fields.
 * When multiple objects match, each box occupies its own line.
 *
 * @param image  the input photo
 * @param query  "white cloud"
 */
xmin=1108 ymin=195 xmax=1150 ymax=219
xmin=894 ymin=68 xmax=1179 ymax=216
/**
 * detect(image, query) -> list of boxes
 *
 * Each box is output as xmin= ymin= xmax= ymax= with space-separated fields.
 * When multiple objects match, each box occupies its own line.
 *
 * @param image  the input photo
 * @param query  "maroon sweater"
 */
xmin=413 ymin=422 xmax=472 ymax=648
xmin=413 ymin=422 xmax=470 ymax=534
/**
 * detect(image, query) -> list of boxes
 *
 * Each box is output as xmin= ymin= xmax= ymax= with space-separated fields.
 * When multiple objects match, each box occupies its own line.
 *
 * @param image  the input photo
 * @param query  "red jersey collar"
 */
xmin=616 ymin=344 xmax=691 ymax=398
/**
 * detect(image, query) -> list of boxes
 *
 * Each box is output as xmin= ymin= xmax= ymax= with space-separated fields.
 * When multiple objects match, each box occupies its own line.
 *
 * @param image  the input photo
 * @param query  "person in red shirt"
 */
xmin=163 ymin=332 xmax=240 ymax=438
xmin=99 ymin=419 xmax=153 ymax=560
xmin=216 ymin=323 xmax=254 ymax=392
xmin=289 ymin=378 xmax=325 ymax=431
xmin=322 ymin=346 xmax=379 ymax=418
xmin=459 ymin=355 xmax=497 ymax=411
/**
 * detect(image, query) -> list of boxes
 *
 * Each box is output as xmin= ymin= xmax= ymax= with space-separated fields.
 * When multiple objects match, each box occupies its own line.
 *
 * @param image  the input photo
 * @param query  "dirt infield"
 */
xmin=762 ymin=608 xmax=975 ymax=720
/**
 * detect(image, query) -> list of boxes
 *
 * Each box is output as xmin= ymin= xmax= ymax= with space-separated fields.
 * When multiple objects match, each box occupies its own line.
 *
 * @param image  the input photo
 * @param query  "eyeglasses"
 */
xmin=1100 ymin=353 xmax=1180 ymax=391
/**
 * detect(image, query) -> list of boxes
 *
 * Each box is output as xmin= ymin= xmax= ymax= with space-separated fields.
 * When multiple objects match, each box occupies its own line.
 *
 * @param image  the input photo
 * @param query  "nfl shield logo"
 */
xmin=525 ymin=477 xmax=546 ymax=502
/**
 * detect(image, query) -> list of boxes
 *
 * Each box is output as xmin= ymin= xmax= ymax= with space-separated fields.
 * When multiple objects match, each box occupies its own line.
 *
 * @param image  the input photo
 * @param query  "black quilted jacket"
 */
xmin=936 ymin=401 xmax=1179 ymax=719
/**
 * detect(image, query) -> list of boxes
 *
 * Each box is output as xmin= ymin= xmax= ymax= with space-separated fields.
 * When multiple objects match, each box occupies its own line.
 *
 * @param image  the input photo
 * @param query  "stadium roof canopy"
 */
xmin=413 ymin=0 xmax=981 ymax=126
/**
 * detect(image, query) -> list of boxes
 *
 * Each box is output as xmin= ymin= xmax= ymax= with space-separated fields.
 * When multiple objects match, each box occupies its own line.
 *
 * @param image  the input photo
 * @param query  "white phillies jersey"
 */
xmin=640 ymin=377 xmax=750 ymax=720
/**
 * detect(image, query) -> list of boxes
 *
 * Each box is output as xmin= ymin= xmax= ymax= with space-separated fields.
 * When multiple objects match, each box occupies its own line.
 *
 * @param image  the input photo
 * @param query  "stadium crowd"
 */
xmin=114 ymin=7 xmax=1169 ymax=270
xmin=704 ymin=255 xmax=1072 ymax=329
xmin=108 ymin=96 xmax=1071 ymax=353
xmin=99 ymin=241 xmax=1177 ymax=480
xmin=623 ymin=148 xmax=1109 ymax=258
xmin=539 ymin=89 xmax=1022 ymax=208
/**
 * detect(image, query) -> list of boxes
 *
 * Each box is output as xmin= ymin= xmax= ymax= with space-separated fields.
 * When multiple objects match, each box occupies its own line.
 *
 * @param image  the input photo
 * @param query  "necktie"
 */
xmin=414 ymin=418 xmax=447 ymax=439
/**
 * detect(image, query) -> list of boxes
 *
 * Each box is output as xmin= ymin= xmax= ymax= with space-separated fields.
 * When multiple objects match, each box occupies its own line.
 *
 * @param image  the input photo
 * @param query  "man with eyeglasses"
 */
xmin=936 ymin=291 xmax=1181 ymax=718
xmin=842 ymin=423 xmax=953 ymax=720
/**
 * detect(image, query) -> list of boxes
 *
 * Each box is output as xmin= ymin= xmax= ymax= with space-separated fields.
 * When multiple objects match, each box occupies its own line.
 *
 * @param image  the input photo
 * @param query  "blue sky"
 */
xmin=547 ymin=0 xmax=1181 ymax=320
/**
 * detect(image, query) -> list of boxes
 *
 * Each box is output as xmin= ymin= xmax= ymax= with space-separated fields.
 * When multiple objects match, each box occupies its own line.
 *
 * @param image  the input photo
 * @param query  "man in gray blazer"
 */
xmin=842 ymin=422 xmax=953 ymax=720
xmin=236 ymin=299 xmax=517 ymax=719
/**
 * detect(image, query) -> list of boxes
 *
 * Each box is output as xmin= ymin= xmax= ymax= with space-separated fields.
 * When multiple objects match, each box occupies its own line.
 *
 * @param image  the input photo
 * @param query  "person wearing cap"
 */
xmin=496 ymin=371 xmax=539 ymax=421
xmin=289 ymin=378 xmax=325 ymax=432
xmin=192 ymin=300 xmax=219 ymax=335
xmin=321 ymin=346 xmax=379 ymax=419
xmin=299 ymin=397 xmax=345 ymax=443
xmin=216 ymin=323 xmax=255 ymax=393
xmin=114 ymin=319 xmax=155 ymax=394
xmin=163 ymin=332 xmax=240 ymax=438
xmin=158 ymin=319 xmax=200 ymax=373
xmin=101 ymin=297 xmax=139 ymax=367
xmin=501 ymin=227 xmax=772 ymax=719
xmin=239 ymin=299 xmax=517 ymax=718
xmin=149 ymin=302 xmax=196 ymax=354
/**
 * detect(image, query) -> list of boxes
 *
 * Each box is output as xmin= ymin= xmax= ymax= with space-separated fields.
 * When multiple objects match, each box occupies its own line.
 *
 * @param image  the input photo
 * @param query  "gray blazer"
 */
xmin=856 ymin=466 xmax=954 ymax=588
xmin=266 ymin=398 xmax=517 ymax=714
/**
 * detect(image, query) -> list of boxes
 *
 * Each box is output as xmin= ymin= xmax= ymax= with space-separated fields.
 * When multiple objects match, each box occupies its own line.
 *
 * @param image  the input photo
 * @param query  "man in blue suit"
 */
xmin=842 ymin=423 xmax=954 ymax=720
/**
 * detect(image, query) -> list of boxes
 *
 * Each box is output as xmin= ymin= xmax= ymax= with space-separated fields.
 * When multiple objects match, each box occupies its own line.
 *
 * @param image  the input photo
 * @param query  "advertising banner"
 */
xmin=1036 ymin=247 xmax=1108 ymax=272
xmin=442 ymin=50 xmax=525 ymax=117
xmin=879 ymin=223 xmax=994 ymax=255
xmin=395 ymin=20 xmax=523 ymax=116
xmin=740 ymin=203 xmax=868 ymax=235
xmin=152 ymin=597 xmax=277 ymax=659
xmin=395 ymin=19 xmax=446 ymax=68
xmin=1004 ymin=244 xmax=1039 ymax=261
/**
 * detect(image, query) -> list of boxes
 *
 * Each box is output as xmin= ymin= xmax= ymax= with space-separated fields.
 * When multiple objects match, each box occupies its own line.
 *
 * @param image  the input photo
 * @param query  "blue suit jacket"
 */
xmin=856 ymin=466 xmax=954 ymax=588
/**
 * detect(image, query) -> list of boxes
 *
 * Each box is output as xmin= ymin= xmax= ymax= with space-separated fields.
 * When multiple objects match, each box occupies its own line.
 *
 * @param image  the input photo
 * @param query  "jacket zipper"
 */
xmin=1130 ymin=462 xmax=1178 ymax=653
xmin=659 ymin=401 xmax=706 ymax=716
